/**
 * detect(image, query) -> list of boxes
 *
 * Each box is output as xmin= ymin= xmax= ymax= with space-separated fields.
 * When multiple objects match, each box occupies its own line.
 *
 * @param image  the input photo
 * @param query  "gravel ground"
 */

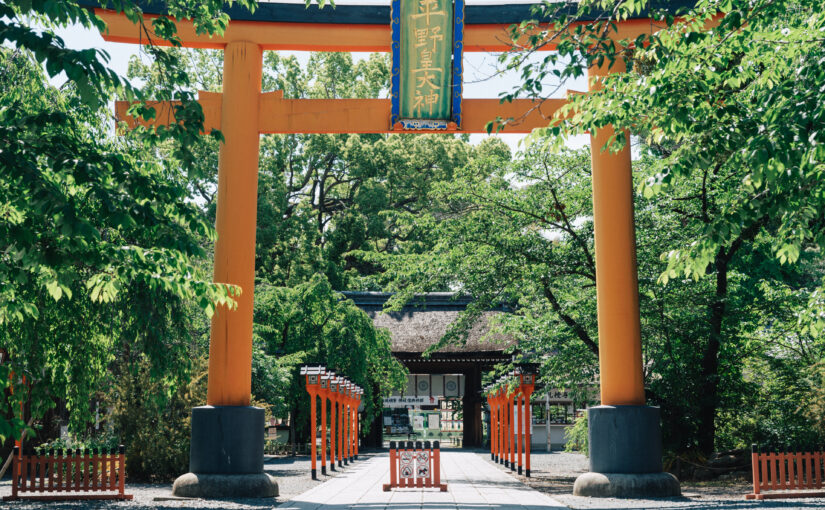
xmin=0 ymin=451 xmax=381 ymax=509
xmin=477 ymin=450 xmax=825 ymax=509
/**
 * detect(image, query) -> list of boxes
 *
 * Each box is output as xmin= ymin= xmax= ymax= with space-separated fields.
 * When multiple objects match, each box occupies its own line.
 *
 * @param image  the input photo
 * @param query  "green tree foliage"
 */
xmin=368 ymin=0 xmax=825 ymax=455
xmin=0 ymin=0 xmax=257 ymax=444
xmin=370 ymin=134 xmax=825 ymax=455
xmin=496 ymin=0 xmax=824 ymax=453
xmin=0 ymin=47 xmax=227 ymax=444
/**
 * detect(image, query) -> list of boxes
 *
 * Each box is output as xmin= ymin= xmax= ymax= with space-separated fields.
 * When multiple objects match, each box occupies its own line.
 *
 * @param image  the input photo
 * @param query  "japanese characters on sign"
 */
xmin=391 ymin=0 xmax=463 ymax=130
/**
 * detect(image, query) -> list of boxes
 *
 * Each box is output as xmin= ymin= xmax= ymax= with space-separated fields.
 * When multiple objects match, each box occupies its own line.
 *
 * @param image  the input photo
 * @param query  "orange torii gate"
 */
xmin=92 ymin=0 xmax=689 ymax=499
xmin=487 ymin=370 xmax=535 ymax=476
xmin=302 ymin=366 xmax=363 ymax=479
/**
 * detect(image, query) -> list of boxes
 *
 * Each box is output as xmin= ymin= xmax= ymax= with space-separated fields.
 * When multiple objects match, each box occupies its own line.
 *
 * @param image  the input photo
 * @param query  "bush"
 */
xmin=564 ymin=414 xmax=588 ymax=455
xmin=37 ymin=430 xmax=119 ymax=454
xmin=108 ymin=357 xmax=207 ymax=482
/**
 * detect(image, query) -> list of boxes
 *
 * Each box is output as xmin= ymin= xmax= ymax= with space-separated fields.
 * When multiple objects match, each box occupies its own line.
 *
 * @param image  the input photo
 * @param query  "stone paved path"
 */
xmin=277 ymin=451 xmax=567 ymax=510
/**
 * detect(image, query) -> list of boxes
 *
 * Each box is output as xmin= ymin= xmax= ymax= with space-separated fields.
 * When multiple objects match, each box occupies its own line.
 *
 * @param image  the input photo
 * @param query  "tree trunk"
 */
xmin=698 ymin=249 xmax=728 ymax=454
xmin=289 ymin=407 xmax=297 ymax=456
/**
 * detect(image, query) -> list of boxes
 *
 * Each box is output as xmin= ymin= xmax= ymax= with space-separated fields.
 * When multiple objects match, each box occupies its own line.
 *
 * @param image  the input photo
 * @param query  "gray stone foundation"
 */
xmin=573 ymin=405 xmax=680 ymax=498
xmin=172 ymin=405 xmax=277 ymax=499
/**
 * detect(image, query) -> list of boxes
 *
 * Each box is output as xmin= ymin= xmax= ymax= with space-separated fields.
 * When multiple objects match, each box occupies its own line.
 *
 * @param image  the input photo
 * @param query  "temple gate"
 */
xmin=90 ymin=0 xmax=690 ymax=498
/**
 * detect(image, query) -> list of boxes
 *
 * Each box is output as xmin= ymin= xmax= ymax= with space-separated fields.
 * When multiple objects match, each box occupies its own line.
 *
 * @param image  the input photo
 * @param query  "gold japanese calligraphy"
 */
xmin=400 ymin=0 xmax=452 ymax=120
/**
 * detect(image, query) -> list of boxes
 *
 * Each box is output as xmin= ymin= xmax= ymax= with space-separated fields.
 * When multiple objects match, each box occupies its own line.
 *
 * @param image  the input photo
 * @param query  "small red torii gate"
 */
xmin=487 ymin=370 xmax=535 ymax=477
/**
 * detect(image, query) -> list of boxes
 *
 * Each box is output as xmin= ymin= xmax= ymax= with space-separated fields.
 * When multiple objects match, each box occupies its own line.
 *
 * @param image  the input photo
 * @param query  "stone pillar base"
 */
xmin=172 ymin=405 xmax=277 ymax=499
xmin=173 ymin=473 xmax=278 ymax=498
xmin=574 ymin=405 xmax=680 ymax=498
xmin=573 ymin=472 xmax=680 ymax=498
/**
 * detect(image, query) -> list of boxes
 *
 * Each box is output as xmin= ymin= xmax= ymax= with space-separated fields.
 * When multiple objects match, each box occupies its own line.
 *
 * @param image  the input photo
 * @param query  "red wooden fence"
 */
xmin=4 ymin=446 xmax=133 ymax=501
xmin=746 ymin=444 xmax=825 ymax=500
xmin=383 ymin=441 xmax=447 ymax=492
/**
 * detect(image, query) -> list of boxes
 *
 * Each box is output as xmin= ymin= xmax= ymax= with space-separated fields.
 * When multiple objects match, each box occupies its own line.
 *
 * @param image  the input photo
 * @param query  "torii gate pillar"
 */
xmin=173 ymin=41 xmax=278 ymax=499
xmin=572 ymin=59 xmax=679 ymax=498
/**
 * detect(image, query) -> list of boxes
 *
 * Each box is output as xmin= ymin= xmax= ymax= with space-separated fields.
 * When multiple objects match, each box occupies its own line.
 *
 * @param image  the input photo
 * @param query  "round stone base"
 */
xmin=172 ymin=472 xmax=278 ymax=499
xmin=573 ymin=472 xmax=680 ymax=498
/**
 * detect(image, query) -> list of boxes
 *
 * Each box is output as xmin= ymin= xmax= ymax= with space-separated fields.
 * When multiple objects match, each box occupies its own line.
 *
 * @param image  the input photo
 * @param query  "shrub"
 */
xmin=108 ymin=357 xmax=207 ymax=482
xmin=564 ymin=414 xmax=588 ymax=455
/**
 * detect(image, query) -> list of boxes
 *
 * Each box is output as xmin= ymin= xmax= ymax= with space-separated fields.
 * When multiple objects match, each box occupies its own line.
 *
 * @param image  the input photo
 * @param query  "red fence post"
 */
xmin=498 ymin=389 xmax=505 ymax=465
xmin=117 ymin=445 xmax=126 ymax=499
xmin=343 ymin=384 xmax=350 ymax=465
xmin=109 ymin=447 xmax=116 ymax=491
xmin=383 ymin=441 xmax=397 ymax=491
xmin=507 ymin=393 xmax=516 ymax=471
xmin=434 ymin=440 xmax=447 ymax=491
xmin=486 ymin=394 xmax=494 ymax=461
xmin=310 ymin=390 xmax=318 ymax=478
xmin=525 ymin=388 xmax=533 ymax=477
xmin=353 ymin=388 xmax=364 ymax=460
xmin=492 ymin=394 xmax=499 ymax=462
xmin=337 ymin=389 xmax=344 ymax=467
xmin=320 ymin=390 xmax=328 ymax=476
xmin=517 ymin=393 xmax=523 ymax=476
xmin=502 ymin=390 xmax=509 ymax=468
xmin=329 ymin=375 xmax=337 ymax=470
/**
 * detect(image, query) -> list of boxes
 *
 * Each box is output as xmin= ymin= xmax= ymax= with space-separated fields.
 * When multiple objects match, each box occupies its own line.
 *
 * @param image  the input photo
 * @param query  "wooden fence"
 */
xmin=3 ymin=445 xmax=133 ymax=501
xmin=746 ymin=444 xmax=825 ymax=500
xmin=383 ymin=440 xmax=447 ymax=492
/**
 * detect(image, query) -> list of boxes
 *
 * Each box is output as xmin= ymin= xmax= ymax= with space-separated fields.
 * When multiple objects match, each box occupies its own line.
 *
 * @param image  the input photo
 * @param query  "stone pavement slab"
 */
xmin=277 ymin=451 xmax=567 ymax=510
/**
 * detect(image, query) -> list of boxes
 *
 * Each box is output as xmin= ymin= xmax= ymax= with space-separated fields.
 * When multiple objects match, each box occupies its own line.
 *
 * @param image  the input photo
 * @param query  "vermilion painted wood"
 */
xmin=383 ymin=443 xmax=447 ymax=492
xmin=746 ymin=448 xmax=825 ymax=500
xmin=4 ymin=447 xmax=132 ymax=501
xmin=517 ymin=394 xmax=522 ymax=472
xmin=388 ymin=448 xmax=397 ymax=489
xmin=507 ymin=393 xmax=516 ymax=469
xmin=524 ymin=389 xmax=533 ymax=475
xmin=329 ymin=394 xmax=337 ymax=468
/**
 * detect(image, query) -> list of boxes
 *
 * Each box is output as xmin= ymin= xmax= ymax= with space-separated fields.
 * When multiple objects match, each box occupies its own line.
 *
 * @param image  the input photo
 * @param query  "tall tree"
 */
xmin=0 ymin=0 xmax=253 ymax=443
xmin=492 ymin=0 xmax=825 ymax=453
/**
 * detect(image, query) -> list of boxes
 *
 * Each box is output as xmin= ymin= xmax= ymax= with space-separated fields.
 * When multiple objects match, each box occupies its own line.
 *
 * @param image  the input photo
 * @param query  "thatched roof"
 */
xmin=342 ymin=292 xmax=515 ymax=354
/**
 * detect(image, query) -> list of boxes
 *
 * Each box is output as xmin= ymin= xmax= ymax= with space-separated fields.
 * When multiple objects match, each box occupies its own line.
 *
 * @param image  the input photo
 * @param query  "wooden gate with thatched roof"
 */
xmin=343 ymin=292 xmax=515 ymax=447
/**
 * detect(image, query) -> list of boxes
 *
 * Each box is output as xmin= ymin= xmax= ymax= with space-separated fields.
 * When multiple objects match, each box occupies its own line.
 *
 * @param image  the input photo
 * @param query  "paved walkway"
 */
xmin=277 ymin=451 xmax=566 ymax=510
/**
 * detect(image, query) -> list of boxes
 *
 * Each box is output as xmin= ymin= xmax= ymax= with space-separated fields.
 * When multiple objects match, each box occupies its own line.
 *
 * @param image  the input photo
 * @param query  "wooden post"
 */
xmin=496 ymin=388 xmax=507 ymax=465
xmin=525 ymin=387 xmax=533 ymax=477
xmin=302 ymin=366 xmax=325 ymax=479
xmin=117 ymin=445 xmax=126 ymax=498
xmin=352 ymin=387 xmax=364 ymax=460
xmin=344 ymin=386 xmax=351 ymax=463
xmin=588 ymin=57 xmax=645 ymax=407
xmin=517 ymin=392 xmax=523 ymax=475
xmin=490 ymin=393 xmax=496 ymax=462
xmin=108 ymin=448 xmax=116 ymax=492
xmin=319 ymin=375 xmax=329 ymax=476
xmin=487 ymin=394 xmax=494 ymax=460
xmin=383 ymin=441 xmax=397 ymax=491
xmin=345 ymin=384 xmax=352 ymax=463
xmin=310 ymin=390 xmax=317 ymax=479
xmin=206 ymin=40 xmax=263 ymax=407
xmin=509 ymin=392 xmax=515 ymax=471
xmin=57 ymin=449 xmax=64 ymax=492
xmin=329 ymin=377 xmax=338 ymax=470
xmin=337 ymin=382 xmax=344 ymax=467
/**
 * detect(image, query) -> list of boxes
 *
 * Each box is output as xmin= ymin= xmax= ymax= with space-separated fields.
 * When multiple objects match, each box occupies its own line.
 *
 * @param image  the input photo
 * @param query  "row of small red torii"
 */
xmin=301 ymin=366 xmax=362 ymax=479
xmin=486 ymin=370 xmax=536 ymax=477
